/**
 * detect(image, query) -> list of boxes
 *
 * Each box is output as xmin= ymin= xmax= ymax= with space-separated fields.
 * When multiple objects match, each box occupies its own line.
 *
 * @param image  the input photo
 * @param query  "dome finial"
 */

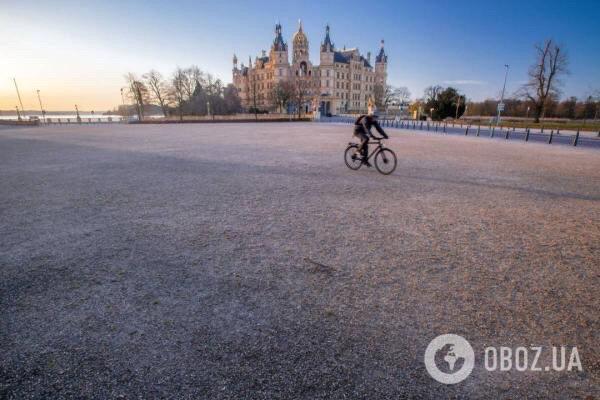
xmin=298 ymin=19 xmax=303 ymax=31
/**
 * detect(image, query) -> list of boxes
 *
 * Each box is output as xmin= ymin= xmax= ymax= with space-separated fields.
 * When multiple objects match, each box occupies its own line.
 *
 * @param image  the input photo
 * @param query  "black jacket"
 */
xmin=353 ymin=115 xmax=388 ymax=139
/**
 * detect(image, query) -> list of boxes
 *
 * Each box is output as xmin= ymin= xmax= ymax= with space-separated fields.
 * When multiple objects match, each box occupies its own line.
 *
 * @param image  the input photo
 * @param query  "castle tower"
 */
xmin=319 ymin=24 xmax=334 ymax=66
xmin=375 ymin=39 xmax=388 ymax=86
xmin=270 ymin=23 xmax=289 ymax=80
xmin=292 ymin=19 xmax=309 ymax=65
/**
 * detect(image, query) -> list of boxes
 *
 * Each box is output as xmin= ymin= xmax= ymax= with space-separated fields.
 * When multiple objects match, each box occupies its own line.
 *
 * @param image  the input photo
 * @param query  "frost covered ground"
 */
xmin=1 ymin=123 xmax=599 ymax=399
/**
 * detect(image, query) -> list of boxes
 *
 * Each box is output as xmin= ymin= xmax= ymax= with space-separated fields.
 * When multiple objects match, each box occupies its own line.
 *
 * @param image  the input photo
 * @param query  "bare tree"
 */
xmin=373 ymin=84 xmax=392 ymax=110
xmin=423 ymin=85 xmax=443 ymax=103
xmin=291 ymin=75 xmax=313 ymax=119
xmin=183 ymin=66 xmax=204 ymax=100
xmin=518 ymin=39 xmax=569 ymax=123
xmin=395 ymin=86 xmax=411 ymax=105
xmin=124 ymin=73 xmax=148 ymax=120
xmin=374 ymin=84 xmax=411 ymax=111
xmin=268 ymin=81 xmax=294 ymax=113
xmin=143 ymin=70 xmax=170 ymax=117
xmin=171 ymin=67 xmax=187 ymax=121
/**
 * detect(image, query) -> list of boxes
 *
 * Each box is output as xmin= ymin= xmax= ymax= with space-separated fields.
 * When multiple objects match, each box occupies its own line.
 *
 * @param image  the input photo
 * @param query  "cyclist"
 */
xmin=353 ymin=103 xmax=388 ymax=167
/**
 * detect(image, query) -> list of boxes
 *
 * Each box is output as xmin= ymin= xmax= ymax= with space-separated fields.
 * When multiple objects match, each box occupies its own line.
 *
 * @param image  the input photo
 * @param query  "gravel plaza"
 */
xmin=1 ymin=122 xmax=599 ymax=399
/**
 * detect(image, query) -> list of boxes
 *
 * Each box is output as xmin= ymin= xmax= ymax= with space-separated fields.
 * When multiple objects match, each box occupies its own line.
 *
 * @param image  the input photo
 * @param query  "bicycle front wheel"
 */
xmin=344 ymin=144 xmax=363 ymax=170
xmin=374 ymin=148 xmax=397 ymax=175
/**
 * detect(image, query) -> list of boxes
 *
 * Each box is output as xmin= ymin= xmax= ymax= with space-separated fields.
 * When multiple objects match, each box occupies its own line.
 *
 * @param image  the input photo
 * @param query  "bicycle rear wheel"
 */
xmin=374 ymin=148 xmax=397 ymax=175
xmin=344 ymin=144 xmax=363 ymax=170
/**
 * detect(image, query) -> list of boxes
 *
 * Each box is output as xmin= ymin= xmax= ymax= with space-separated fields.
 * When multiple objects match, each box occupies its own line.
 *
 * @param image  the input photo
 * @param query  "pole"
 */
xmin=75 ymin=104 xmax=81 ymax=123
xmin=13 ymin=78 xmax=25 ymax=116
xmin=496 ymin=64 xmax=509 ymax=126
xmin=120 ymin=88 xmax=127 ymax=118
xmin=36 ymin=90 xmax=46 ymax=122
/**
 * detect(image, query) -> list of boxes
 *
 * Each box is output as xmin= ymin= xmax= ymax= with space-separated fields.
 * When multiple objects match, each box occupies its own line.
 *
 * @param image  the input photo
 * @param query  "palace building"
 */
xmin=232 ymin=21 xmax=388 ymax=115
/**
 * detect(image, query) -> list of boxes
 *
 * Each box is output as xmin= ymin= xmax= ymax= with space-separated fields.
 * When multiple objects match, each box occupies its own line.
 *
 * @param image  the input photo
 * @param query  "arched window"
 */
xmin=300 ymin=61 xmax=307 ymax=76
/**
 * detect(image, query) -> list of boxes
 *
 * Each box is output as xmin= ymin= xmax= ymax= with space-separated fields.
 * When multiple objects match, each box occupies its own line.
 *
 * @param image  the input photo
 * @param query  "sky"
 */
xmin=1 ymin=0 xmax=599 ymax=111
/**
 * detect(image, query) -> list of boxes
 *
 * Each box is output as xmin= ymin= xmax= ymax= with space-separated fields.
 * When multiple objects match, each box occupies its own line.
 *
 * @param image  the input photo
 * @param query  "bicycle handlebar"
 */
xmin=370 ymin=135 xmax=388 ymax=140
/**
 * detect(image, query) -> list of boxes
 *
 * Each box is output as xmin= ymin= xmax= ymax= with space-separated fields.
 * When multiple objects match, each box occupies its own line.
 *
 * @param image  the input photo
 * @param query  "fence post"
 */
xmin=476 ymin=124 xmax=480 ymax=136
xmin=548 ymin=130 xmax=554 ymax=144
xmin=573 ymin=129 xmax=579 ymax=146
xmin=525 ymin=128 xmax=530 ymax=142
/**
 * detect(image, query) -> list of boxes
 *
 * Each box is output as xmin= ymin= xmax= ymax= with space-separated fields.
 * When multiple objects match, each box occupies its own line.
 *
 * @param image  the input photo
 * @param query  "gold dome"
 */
xmin=292 ymin=19 xmax=308 ymax=49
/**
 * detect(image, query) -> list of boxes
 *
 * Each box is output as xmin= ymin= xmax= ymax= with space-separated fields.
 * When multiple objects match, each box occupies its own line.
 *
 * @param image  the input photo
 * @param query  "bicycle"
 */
xmin=344 ymin=136 xmax=397 ymax=175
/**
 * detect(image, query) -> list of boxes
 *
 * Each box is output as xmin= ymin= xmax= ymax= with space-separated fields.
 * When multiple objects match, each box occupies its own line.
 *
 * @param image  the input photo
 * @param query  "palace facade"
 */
xmin=232 ymin=21 xmax=388 ymax=115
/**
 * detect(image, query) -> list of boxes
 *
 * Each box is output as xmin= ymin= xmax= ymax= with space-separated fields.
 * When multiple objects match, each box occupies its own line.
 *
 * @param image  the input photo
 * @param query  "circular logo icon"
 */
xmin=424 ymin=334 xmax=474 ymax=384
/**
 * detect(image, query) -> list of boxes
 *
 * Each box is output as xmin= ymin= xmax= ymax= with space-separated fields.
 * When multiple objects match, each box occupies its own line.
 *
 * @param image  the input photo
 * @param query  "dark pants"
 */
xmin=354 ymin=128 xmax=369 ymax=159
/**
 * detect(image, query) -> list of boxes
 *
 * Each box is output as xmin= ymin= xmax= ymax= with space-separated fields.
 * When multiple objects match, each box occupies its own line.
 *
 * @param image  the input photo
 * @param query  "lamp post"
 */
xmin=430 ymin=107 xmax=434 ymax=120
xmin=75 ymin=104 xmax=81 ymax=123
xmin=13 ymin=78 xmax=25 ymax=117
xmin=526 ymin=106 xmax=530 ymax=120
xmin=120 ymin=87 xmax=127 ymax=119
xmin=36 ymin=90 xmax=46 ymax=122
xmin=496 ymin=64 xmax=510 ymax=125
xmin=16 ymin=105 xmax=22 ymax=121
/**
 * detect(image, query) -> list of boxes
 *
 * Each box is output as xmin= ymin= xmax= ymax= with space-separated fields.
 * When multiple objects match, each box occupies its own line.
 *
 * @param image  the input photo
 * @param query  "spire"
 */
xmin=248 ymin=55 xmax=252 ymax=68
xmin=298 ymin=19 xmax=303 ymax=32
xmin=272 ymin=22 xmax=287 ymax=52
xmin=233 ymin=53 xmax=238 ymax=66
xmin=375 ymin=39 xmax=387 ymax=63
xmin=321 ymin=24 xmax=334 ymax=52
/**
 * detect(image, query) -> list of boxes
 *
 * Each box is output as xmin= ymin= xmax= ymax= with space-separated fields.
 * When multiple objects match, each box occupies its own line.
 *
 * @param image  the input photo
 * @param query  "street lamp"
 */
xmin=36 ymin=90 xmax=46 ymax=123
xmin=75 ymin=104 xmax=81 ymax=123
xmin=526 ymin=106 xmax=530 ymax=120
xmin=496 ymin=64 xmax=510 ymax=125
xmin=120 ymin=87 xmax=127 ymax=118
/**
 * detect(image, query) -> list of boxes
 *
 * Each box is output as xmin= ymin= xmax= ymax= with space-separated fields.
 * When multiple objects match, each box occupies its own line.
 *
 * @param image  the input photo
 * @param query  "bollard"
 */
xmin=505 ymin=128 xmax=509 ymax=140
xmin=597 ymin=130 xmax=600 ymax=138
xmin=573 ymin=130 xmax=579 ymax=146
xmin=525 ymin=128 xmax=530 ymax=142
xmin=435 ymin=123 xmax=438 ymax=132
xmin=427 ymin=122 xmax=430 ymax=130
xmin=476 ymin=124 xmax=480 ymax=137
xmin=420 ymin=121 xmax=423 ymax=130
xmin=443 ymin=123 xmax=447 ymax=133
xmin=557 ymin=129 xmax=560 ymax=135
xmin=491 ymin=126 xmax=495 ymax=138
xmin=541 ymin=125 xmax=544 ymax=133
xmin=465 ymin=125 xmax=469 ymax=135
xmin=548 ymin=130 xmax=553 ymax=144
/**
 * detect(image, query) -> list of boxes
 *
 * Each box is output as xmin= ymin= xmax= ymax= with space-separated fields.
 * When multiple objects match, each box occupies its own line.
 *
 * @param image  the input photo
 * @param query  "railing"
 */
xmin=43 ymin=117 xmax=125 ymax=124
xmin=316 ymin=116 xmax=600 ymax=149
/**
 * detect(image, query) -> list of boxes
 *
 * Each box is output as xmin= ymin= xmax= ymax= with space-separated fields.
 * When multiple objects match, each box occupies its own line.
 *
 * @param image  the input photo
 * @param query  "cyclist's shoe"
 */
xmin=362 ymin=159 xmax=372 ymax=168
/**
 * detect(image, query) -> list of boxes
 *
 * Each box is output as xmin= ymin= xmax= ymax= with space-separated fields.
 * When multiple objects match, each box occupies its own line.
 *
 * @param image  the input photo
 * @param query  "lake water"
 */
xmin=0 ymin=114 xmax=122 ymax=121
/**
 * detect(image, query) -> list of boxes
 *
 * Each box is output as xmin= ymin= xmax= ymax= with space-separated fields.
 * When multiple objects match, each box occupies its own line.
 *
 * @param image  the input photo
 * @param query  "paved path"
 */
xmin=1 ymin=123 xmax=599 ymax=399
